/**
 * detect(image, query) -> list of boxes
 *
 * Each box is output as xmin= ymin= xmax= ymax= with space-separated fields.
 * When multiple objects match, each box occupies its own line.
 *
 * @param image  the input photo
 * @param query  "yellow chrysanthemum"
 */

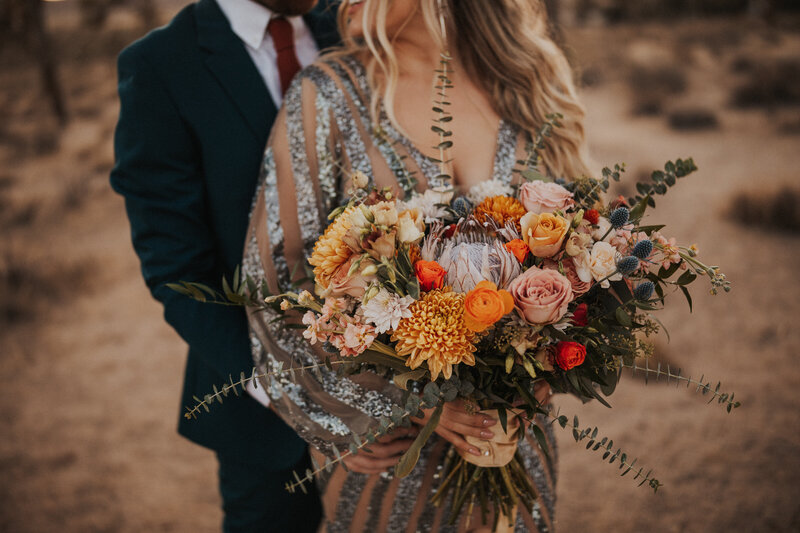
xmin=309 ymin=207 xmax=355 ymax=289
xmin=391 ymin=288 xmax=477 ymax=380
xmin=474 ymin=195 xmax=527 ymax=230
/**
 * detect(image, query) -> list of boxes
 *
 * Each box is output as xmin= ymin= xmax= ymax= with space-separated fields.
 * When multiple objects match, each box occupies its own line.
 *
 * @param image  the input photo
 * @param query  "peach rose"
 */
xmin=518 ymin=181 xmax=574 ymax=214
xmin=463 ymin=280 xmax=514 ymax=332
xmin=519 ymin=212 xmax=569 ymax=258
xmin=324 ymin=256 xmax=376 ymax=299
xmin=543 ymin=257 xmax=592 ymax=296
xmin=508 ymin=266 xmax=573 ymax=325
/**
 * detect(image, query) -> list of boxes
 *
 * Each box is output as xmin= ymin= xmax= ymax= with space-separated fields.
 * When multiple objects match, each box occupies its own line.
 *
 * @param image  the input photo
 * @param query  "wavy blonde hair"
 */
xmin=335 ymin=0 xmax=590 ymax=179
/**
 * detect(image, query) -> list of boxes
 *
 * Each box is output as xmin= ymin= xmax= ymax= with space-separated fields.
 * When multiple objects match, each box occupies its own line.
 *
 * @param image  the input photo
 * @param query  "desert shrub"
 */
xmin=667 ymin=107 xmax=720 ymax=131
xmin=0 ymin=249 xmax=90 ymax=325
xmin=731 ymin=59 xmax=800 ymax=109
xmin=727 ymin=186 xmax=800 ymax=234
xmin=628 ymin=64 xmax=688 ymax=116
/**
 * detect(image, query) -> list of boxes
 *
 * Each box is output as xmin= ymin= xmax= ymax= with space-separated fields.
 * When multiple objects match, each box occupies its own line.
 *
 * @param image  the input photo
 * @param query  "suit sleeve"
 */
xmin=110 ymin=47 xmax=252 ymax=381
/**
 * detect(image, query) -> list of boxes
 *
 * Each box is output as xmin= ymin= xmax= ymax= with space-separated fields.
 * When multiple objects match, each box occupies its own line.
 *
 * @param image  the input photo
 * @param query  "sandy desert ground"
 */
xmin=1 ymin=5 xmax=799 ymax=532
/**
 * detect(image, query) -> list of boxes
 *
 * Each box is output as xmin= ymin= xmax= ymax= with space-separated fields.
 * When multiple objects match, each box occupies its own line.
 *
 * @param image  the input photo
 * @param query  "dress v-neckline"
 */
xmin=339 ymin=55 xmax=519 ymax=191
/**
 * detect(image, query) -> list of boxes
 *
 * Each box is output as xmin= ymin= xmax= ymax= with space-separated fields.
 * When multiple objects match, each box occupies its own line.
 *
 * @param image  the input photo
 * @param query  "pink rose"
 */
xmin=518 ymin=181 xmax=574 ymax=214
xmin=508 ymin=266 xmax=573 ymax=325
xmin=543 ymin=257 xmax=592 ymax=297
xmin=324 ymin=256 xmax=375 ymax=299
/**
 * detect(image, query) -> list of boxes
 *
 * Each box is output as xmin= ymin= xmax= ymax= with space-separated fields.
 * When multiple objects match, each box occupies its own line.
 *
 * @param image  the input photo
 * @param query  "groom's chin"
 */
xmin=253 ymin=0 xmax=319 ymax=16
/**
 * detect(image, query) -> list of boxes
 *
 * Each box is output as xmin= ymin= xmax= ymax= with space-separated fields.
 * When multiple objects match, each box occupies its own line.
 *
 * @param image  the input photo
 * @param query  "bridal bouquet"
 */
xmin=173 ymin=146 xmax=738 ymax=530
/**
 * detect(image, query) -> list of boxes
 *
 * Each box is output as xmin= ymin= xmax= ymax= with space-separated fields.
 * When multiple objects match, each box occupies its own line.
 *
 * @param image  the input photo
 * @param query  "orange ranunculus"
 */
xmin=463 ymin=280 xmax=515 ymax=332
xmin=415 ymin=260 xmax=447 ymax=292
xmin=555 ymin=341 xmax=586 ymax=370
xmin=504 ymin=239 xmax=529 ymax=263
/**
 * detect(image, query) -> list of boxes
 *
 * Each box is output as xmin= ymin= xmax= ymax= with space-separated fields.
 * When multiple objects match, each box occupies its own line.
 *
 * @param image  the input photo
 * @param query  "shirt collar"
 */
xmin=216 ymin=0 xmax=274 ymax=50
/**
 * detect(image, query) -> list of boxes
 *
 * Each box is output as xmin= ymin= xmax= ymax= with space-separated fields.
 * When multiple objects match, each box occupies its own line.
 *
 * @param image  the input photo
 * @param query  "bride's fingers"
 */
xmin=534 ymin=381 xmax=552 ymax=405
xmin=362 ymin=438 xmax=416 ymax=459
xmin=443 ymin=404 xmax=496 ymax=428
xmin=443 ymin=420 xmax=495 ymax=440
xmin=376 ymin=426 xmax=419 ymax=443
xmin=435 ymin=426 xmax=482 ymax=457
xmin=342 ymin=454 xmax=400 ymax=474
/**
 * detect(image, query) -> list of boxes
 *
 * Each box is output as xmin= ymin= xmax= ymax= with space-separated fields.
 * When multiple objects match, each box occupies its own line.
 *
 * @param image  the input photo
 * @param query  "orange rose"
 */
xmin=519 ymin=211 xmax=569 ymax=258
xmin=415 ymin=260 xmax=447 ymax=292
xmin=555 ymin=341 xmax=586 ymax=370
xmin=463 ymin=280 xmax=515 ymax=332
xmin=504 ymin=239 xmax=529 ymax=263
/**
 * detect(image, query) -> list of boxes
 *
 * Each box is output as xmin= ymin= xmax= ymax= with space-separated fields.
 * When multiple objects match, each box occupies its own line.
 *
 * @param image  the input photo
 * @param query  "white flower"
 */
xmin=351 ymin=171 xmax=369 ymax=190
xmin=591 ymin=217 xmax=616 ymax=243
xmin=573 ymin=249 xmax=593 ymax=283
xmin=369 ymin=201 xmax=398 ymax=227
xmin=361 ymin=288 xmax=414 ymax=333
xmin=466 ymin=179 xmax=513 ymax=205
xmin=348 ymin=204 xmax=372 ymax=229
xmin=397 ymin=212 xmax=424 ymax=243
xmin=400 ymin=187 xmax=454 ymax=223
xmin=565 ymin=232 xmax=592 ymax=257
xmin=588 ymin=241 xmax=622 ymax=288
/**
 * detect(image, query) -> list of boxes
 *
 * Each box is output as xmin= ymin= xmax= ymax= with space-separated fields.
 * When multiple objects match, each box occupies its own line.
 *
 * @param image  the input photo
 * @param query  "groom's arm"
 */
xmin=110 ymin=46 xmax=252 ymax=381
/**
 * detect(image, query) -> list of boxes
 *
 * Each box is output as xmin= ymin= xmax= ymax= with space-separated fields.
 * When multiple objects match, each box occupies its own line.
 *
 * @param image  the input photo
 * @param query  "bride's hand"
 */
xmin=413 ymin=400 xmax=496 ymax=457
xmin=342 ymin=426 xmax=419 ymax=474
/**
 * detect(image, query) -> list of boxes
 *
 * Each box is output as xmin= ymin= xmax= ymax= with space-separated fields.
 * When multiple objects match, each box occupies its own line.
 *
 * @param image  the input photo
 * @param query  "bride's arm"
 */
xmin=244 ymin=74 xmax=405 ymax=458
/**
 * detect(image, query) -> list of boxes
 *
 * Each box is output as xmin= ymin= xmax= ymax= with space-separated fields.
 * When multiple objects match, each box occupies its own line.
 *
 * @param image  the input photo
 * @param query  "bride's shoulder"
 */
xmin=290 ymin=52 xmax=369 ymax=101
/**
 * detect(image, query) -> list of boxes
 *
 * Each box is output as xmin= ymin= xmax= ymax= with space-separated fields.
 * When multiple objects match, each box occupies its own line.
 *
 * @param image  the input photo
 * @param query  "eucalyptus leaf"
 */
xmin=395 ymin=403 xmax=443 ymax=478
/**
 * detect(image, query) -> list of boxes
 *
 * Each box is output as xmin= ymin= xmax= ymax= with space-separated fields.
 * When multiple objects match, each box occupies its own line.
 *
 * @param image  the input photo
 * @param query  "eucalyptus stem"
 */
xmin=622 ymin=360 xmax=741 ymax=412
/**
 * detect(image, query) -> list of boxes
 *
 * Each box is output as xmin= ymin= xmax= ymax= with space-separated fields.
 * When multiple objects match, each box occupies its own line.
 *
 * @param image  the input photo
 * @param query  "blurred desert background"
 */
xmin=1 ymin=0 xmax=799 ymax=531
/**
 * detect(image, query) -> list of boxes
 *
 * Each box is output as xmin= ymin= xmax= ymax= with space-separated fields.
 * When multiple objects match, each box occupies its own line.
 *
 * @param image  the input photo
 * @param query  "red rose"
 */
xmin=555 ymin=341 xmax=586 ymax=370
xmin=415 ymin=260 xmax=447 ymax=292
xmin=584 ymin=209 xmax=599 ymax=225
xmin=571 ymin=303 xmax=588 ymax=327
xmin=610 ymin=195 xmax=629 ymax=209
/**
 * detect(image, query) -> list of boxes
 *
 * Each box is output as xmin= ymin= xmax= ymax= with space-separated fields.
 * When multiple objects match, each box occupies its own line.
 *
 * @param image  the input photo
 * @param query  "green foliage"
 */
xmin=628 ymin=158 xmax=699 ymax=213
xmin=550 ymin=409 xmax=662 ymax=492
xmin=625 ymin=361 xmax=742 ymax=412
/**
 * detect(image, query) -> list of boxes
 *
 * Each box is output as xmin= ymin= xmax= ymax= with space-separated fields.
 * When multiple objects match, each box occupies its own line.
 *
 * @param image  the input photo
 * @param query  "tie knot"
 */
xmin=267 ymin=17 xmax=295 ymax=52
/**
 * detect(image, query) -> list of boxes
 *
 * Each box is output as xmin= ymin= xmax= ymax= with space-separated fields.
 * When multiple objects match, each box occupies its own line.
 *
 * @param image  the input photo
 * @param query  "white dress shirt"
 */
xmin=216 ymin=0 xmax=319 ymax=107
xmin=216 ymin=0 xmax=320 ymax=407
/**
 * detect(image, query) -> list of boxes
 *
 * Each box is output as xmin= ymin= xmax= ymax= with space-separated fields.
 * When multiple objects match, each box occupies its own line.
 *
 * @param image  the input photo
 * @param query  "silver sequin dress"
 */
xmin=243 ymin=54 xmax=558 ymax=533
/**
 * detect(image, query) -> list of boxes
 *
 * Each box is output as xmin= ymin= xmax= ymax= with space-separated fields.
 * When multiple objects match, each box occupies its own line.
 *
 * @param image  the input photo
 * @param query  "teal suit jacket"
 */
xmin=111 ymin=0 xmax=339 ymax=469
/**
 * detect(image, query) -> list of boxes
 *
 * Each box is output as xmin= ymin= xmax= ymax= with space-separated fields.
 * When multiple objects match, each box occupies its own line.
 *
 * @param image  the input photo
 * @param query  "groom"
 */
xmin=110 ymin=0 xmax=339 ymax=531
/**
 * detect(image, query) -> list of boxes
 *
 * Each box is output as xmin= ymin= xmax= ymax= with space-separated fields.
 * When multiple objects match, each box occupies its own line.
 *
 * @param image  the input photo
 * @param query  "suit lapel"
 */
xmin=195 ymin=0 xmax=276 ymax=144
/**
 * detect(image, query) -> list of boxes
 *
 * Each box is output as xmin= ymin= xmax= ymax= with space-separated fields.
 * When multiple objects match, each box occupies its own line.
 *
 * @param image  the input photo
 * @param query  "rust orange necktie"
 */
xmin=267 ymin=17 xmax=302 ymax=96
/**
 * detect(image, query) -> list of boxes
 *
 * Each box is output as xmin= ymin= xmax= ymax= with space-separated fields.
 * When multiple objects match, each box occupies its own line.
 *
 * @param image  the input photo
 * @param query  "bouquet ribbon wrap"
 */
xmin=457 ymin=409 xmax=522 ymax=532
xmin=460 ymin=409 xmax=521 ymax=467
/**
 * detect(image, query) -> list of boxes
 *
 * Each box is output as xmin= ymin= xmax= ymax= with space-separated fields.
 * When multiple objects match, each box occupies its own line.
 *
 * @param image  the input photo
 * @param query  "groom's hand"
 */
xmin=413 ymin=400 xmax=496 ymax=458
xmin=342 ymin=426 xmax=419 ymax=474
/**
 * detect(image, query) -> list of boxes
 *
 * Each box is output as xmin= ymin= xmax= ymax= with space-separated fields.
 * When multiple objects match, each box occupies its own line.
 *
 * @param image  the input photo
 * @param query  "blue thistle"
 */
xmin=633 ymin=281 xmax=655 ymax=300
xmin=451 ymin=196 xmax=473 ymax=218
xmin=632 ymin=239 xmax=653 ymax=259
xmin=616 ymin=255 xmax=640 ymax=275
xmin=609 ymin=207 xmax=630 ymax=228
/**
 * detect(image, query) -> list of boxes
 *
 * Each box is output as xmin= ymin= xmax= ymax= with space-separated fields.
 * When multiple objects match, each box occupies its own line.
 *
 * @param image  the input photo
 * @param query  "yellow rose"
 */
xmin=519 ymin=212 xmax=569 ymax=258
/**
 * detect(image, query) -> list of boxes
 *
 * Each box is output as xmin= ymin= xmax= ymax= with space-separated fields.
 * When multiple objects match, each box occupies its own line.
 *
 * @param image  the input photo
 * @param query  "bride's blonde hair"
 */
xmin=336 ymin=0 xmax=590 ymax=179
